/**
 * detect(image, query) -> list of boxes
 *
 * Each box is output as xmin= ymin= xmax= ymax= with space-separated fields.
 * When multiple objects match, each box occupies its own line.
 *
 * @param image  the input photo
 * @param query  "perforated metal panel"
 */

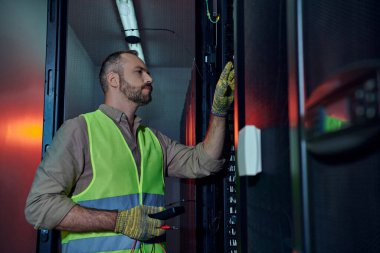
xmin=303 ymin=0 xmax=380 ymax=94
xmin=309 ymin=153 xmax=380 ymax=253
xmin=302 ymin=1 xmax=380 ymax=252
xmin=235 ymin=0 xmax=292 ymax=252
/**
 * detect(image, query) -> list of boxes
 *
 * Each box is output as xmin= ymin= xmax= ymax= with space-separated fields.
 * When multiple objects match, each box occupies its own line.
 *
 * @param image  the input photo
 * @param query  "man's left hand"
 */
xmin=211 ymin=61 xmax=235 ymax=117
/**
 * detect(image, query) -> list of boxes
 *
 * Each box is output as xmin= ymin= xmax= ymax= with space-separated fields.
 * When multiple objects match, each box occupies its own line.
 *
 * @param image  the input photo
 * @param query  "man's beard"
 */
xmin=119 ymin=78 xmax=152 ymax=106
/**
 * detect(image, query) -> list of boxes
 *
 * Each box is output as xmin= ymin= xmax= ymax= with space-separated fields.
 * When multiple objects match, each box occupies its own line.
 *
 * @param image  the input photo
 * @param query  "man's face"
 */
xmin=118 ymin=54 xmax=153 ymax=106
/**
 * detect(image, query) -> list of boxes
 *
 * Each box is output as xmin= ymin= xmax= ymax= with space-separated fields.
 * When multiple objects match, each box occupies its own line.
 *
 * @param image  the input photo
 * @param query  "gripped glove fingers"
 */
xmin=144 ymin=205 xmax=165 ymax=238
xmin=115 ymin=205 xmax=165 ymax=241
xmin=211 ymin=61 xmax=235 ymax=117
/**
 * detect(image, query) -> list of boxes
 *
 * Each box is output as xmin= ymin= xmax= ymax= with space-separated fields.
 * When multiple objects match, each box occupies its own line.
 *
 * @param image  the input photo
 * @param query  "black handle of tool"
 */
xmin=148 ymin=206 xmax=185 ymax=220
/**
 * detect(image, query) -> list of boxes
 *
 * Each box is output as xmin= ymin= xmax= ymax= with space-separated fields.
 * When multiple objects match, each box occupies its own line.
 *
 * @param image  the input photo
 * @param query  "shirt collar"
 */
xmin=98 ymin=104 xmax=142 ymax=126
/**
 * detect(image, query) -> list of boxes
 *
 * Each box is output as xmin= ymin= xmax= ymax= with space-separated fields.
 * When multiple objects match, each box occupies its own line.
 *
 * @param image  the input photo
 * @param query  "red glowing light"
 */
xmin=5 ymin=117 xmax=43 ymax=146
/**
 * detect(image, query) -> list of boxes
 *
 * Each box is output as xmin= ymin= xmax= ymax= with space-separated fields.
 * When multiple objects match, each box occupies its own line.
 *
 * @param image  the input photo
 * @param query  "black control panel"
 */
xmin=351 ymin=77 xmax=379 ymax=123
xmin=305 ymin=68 xmax=380 ymax=155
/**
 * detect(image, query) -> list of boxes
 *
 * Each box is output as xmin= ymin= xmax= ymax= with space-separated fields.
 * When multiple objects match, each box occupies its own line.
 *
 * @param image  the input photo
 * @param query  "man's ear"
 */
xmin=107 ymin=72 xmax=120 ymax=89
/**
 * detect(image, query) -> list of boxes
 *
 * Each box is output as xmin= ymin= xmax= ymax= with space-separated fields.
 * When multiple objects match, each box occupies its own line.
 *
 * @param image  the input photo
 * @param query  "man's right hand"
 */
xmin=114 ymin=205 xmax=165 ymax=241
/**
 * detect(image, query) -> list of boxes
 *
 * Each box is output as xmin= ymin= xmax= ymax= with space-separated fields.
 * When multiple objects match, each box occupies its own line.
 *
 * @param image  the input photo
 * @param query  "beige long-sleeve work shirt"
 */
xmin=25 ymin=104 xmax=224 ymax=229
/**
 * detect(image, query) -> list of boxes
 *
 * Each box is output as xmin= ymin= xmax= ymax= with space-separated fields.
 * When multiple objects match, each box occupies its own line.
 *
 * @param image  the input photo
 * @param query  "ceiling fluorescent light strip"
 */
xmin=116 ymin=0 xmax=145 ymax=62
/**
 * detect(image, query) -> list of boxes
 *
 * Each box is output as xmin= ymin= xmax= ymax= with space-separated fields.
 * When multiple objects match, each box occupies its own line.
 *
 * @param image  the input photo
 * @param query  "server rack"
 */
xmin=288 ymin=1 xmax=380 ymax=252
xmin=234 ymin=1 xmax=292 ymax=252
xmin=182 ymin=0 xmax=238 ymax=252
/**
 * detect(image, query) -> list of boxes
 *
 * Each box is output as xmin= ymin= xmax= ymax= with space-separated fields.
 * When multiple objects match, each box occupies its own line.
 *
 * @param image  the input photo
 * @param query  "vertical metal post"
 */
xmin=37 ymin=0 xmax=67 ymax=252
xmin=287 ymin=0 xmax=311 ymax=252
xmin=220 ymin=0 xmax=238 ymax=252
xmin=232 ymin=0 xmax=248 ymax=252
xmin=296 ymin=0 xmax=312 ymax=251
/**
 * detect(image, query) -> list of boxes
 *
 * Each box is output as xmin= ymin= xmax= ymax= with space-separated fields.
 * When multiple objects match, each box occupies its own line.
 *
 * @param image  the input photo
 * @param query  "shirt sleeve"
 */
xmin=25 ymin=117 xmax=87 ymax=229
xmin=154 ymin=131 xmax=225 ymax=178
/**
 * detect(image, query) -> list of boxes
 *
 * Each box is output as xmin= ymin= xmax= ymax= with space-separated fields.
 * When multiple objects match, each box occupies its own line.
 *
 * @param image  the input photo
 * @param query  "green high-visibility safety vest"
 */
xmin=61 ymin=110 xmax=165 ymax=253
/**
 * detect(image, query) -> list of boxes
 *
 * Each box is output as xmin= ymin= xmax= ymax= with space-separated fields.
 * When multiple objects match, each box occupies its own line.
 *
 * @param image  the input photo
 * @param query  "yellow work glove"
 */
xmin=211 ymin=61 xmax=235 ymax=117
xmin=114 ymin=205 xmax=165 ymax=241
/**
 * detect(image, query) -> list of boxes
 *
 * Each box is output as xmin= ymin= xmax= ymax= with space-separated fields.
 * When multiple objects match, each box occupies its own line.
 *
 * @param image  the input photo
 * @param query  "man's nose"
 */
xmin=144 ymin=72 xmax=153 ymax=83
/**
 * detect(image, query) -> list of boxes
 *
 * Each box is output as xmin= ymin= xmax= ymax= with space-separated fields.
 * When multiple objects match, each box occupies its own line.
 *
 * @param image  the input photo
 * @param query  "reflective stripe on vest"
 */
xmin=61 ymin=110 xmax=165 ymax=253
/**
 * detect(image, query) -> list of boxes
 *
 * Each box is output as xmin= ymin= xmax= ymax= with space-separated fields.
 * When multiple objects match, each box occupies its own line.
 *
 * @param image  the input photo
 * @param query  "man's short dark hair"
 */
xmin=98 ymin=50 xmax=138 ymax=93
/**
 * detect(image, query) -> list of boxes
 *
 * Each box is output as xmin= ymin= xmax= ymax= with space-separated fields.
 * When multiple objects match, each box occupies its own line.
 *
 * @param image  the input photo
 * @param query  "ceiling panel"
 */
xmin=133 ymin=0 xmax=195 ymax=67
xmin=68 ymin=0 xmax=195 ymax=68
xmin=68 ymin=0 xmax=128 ymax=66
